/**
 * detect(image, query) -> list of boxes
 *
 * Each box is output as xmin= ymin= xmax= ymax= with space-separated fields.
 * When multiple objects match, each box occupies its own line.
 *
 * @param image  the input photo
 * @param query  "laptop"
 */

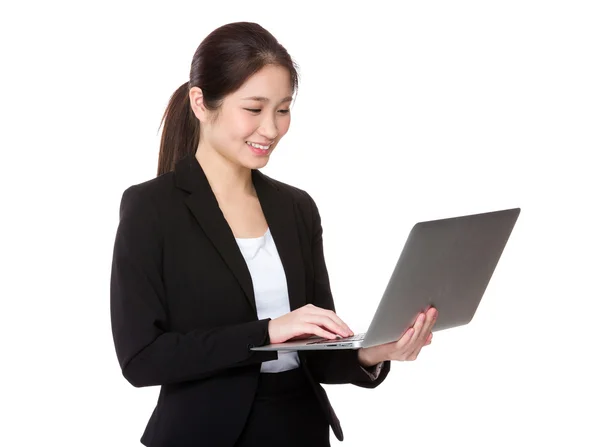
xmin=251 ymin=207 xmax=520 ymax=352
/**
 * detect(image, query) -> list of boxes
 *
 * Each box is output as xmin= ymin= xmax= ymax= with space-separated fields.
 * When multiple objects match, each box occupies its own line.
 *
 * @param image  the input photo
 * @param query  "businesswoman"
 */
xmin=110 ymin=21 xmax=437 ymax=447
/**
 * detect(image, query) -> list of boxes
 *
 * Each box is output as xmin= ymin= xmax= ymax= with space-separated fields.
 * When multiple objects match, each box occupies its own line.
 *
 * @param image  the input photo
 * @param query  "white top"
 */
xmin=235 ymin=228 xmax=300 ymax=373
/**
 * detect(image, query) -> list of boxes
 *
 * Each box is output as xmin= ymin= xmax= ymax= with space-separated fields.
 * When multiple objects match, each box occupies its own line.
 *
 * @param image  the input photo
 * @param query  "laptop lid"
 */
xmin=361 ymin=207 xmax=520 ymax=348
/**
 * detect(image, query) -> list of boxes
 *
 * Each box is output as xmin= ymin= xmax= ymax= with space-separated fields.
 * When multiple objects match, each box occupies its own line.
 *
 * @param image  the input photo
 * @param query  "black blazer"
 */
xmin=110 ymin=154 xmax=391 ymax=446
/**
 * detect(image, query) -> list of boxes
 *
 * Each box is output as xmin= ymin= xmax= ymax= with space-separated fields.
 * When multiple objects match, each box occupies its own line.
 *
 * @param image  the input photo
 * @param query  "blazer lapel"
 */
xmin=174 ymin=154 xmax=307 ymax=315
xmin=175 ymin=155 xmax=257 ymax=313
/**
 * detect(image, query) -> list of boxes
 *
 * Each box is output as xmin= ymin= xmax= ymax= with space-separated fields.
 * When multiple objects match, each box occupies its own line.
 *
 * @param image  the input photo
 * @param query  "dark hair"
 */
xmin=157 ymin=22 xmax=300 ymax=176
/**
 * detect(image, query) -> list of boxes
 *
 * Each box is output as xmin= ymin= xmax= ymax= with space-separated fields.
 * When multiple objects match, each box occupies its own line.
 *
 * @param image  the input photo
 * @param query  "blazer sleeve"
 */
xmin=110 ymin=185 xmax=277 ymax=388
xmin=300 ymin=192 xmax=391 ymax=388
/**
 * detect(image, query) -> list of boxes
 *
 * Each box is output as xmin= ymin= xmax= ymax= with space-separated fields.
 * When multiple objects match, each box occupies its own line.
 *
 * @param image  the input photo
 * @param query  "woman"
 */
xmin=110 ymin=21 xmax=437 ymax=447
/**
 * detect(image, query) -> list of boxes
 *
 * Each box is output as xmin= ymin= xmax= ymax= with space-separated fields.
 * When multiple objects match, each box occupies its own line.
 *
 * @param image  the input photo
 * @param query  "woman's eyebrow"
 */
xmin=241 ymin=96 xmax=293 ymax=103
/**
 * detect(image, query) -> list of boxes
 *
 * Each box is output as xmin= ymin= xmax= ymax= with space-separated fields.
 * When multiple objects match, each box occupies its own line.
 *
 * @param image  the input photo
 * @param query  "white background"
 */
xmin=2 ymin=1 xmax=599 ymax=446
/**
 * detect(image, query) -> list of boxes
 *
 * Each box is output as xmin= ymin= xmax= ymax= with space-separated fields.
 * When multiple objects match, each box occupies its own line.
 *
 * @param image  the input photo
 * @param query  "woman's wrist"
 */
xmin=358 ymin=347 xmax=382 ymax=368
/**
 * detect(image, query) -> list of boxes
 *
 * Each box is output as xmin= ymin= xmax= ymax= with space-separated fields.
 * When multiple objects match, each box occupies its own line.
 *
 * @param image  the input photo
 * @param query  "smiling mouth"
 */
xmin=246 ymin=141 xmax=272 ymax=150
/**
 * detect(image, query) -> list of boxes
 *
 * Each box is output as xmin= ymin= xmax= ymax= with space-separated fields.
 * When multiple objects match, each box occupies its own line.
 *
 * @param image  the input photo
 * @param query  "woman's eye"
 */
xmin=244 ymin=108 xmax=290 ymax=114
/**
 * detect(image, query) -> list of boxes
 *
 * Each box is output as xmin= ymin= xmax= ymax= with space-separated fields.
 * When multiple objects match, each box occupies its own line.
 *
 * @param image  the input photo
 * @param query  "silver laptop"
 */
xmin=251 ymin=207 xmax=520 ymax=352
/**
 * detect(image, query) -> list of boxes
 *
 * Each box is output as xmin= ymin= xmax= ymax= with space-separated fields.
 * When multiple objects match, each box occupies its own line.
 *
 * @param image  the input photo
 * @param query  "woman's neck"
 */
xmin=195 ymin=146 xmax=256 ymax=200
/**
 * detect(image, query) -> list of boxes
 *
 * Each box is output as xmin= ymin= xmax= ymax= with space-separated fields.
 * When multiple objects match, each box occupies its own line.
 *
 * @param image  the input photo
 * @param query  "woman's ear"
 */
xmin=189 ymin=87 xmax=208 ymax=123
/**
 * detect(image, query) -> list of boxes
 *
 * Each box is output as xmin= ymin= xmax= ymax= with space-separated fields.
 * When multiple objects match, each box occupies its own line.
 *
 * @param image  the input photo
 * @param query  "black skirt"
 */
xmin=234 ymin=368 xmax=330 ymax=447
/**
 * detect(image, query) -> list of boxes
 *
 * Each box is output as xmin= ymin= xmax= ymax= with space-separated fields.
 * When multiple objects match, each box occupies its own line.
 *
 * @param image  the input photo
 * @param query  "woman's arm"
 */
xmin=110 ymin=186 xmax=277 ymax=388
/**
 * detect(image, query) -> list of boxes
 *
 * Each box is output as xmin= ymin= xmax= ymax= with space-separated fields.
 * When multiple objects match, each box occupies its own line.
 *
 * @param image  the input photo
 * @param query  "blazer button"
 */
xmin=247 ymin=343 xmax=254 ymax=349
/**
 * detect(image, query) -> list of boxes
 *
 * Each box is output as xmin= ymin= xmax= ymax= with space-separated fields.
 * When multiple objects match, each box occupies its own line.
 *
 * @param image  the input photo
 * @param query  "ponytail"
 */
xmin=157 ymin=82 xmax=200 ymax=176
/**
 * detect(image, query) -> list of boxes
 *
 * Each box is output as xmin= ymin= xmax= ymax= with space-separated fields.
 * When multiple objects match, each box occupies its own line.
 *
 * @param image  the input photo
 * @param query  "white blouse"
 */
xmin=235 ymin=228 xmax=300 ymax=373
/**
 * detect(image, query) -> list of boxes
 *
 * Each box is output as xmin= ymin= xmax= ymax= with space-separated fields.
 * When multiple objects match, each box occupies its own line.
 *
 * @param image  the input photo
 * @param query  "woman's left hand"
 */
xmin=358 ymin=307 xmax=437 ymax=367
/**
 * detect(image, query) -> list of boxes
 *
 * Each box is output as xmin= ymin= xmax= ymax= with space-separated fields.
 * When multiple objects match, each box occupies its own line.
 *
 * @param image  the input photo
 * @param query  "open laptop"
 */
xmin=251 ymin=207 xmax=520 ymax=352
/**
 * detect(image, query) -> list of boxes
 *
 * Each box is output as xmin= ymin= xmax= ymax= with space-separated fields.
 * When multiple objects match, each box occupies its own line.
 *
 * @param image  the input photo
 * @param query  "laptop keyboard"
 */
xmin=306 ymin=333 xmax=365 ymax=345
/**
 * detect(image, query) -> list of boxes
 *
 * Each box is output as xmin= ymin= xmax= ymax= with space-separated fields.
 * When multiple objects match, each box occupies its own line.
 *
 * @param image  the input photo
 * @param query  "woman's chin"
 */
xmin=243 ymin=154 xmax=271 ymax=170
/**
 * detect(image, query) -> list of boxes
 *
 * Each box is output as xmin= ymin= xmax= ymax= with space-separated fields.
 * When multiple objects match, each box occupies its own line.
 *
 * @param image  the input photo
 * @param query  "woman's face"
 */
xmin=192 ymin=64 xmax=293 ymax=170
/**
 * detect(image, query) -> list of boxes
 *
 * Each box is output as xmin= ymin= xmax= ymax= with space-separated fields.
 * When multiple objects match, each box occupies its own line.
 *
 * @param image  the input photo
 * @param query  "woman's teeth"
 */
xmin=246 ymin=141 xmax=270 ymax=150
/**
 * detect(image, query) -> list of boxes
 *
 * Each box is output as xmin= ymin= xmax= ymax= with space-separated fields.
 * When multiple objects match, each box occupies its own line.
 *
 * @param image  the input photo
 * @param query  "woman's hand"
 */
xmin=268 ymin=304 xmax=354 ymax=344
xmin=358 ymin=307 xmax=437 ymax=367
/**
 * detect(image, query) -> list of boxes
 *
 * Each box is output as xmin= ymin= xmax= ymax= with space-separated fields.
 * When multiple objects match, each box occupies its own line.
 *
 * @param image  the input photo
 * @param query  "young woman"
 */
xmin=110 ymin=21 xmax=437 ymax=447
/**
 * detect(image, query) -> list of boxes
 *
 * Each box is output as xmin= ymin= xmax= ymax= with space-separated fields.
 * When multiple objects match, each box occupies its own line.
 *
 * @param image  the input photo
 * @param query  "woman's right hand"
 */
xmin=267 ymin=304 xmax=354 ymax=344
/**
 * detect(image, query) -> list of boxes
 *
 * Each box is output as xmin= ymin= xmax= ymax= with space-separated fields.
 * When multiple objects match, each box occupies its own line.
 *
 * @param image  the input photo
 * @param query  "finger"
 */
xmin=396 ymin=313 xmax=426 ymax=358
xmin=424 ymin=307 xmax=438 ymax=331
xmin=302 ymin=323 xmax=338 ymax=339
xmin=392 ymin=322 xmax=420 ymax=358
xmin=288 ymin=333 xmax=313 ymax=341
xmin=405 ymin=332 xmax=427 ymax=360
xmin=417 ymin=309 xmax=436 ymax=346
xmin=394 ymin=312 xmax=423 ymax=348
xmin=324 ymin=309 xmax=354 ymax=335
xmin=305 ymin=314 xmax=351 ymax=337
xmin=387 ymin=328 xmax=411 ymax=360
xmin=409 ymin=330 xmax=432 ymax=356
xmin=390 ymin=329 xmax=419 ymax=361
xmin=391 ymin=313 xmax=433 ymax=360
xmin=395 ymin=327 xmax=415 ymax=349
xmin=410 ymin=312 xmax=427 ymax=342
xmin=406 ymin=310 xmax=435 ymax=356
xmin=407 ymin=346 xmax=422 ymax=361
xmin=409 ymin=329 xmax=433 ymax=357
xmin=303 ymin=315 xmax=348 ymax=338
xmin=420 ymin=311 xmax=436 ymax=347
xmin=307 ymin=307 xmax=353 ymax=336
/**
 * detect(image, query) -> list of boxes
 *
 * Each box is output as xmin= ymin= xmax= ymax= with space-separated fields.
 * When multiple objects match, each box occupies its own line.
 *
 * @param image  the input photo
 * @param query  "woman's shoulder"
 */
xmin=256 ymin=171 xmax=321 ymax=232
xmin=118 ymin=170 xmax=178 ymax=213
xmin=127 ymin=169 xmax=175 ymax=192
xmin=256 ymin=171 xmax=316 ymax=209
